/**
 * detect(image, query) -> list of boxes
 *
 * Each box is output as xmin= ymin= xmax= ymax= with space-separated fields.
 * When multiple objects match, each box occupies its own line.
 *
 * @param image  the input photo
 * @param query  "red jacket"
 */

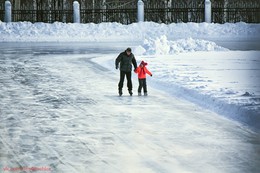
xmin=135 ymin=66 xmax=152 ymax=79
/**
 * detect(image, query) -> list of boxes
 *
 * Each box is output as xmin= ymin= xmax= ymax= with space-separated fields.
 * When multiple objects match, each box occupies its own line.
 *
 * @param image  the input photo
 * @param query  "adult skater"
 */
xmin=115 ymin=47 xmax=137 ymax=96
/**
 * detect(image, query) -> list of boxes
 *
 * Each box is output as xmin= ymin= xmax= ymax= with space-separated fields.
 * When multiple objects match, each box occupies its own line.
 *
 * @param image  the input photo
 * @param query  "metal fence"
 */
xmin=0 ymin=0 xmax=259 ymax=24
xmin=145 ymin=8 xmax=205 ymax=23
xmin=80 ymin=8 xmax=136 ymax=24
xmin=0 ymin=1 xmax=3 ymax=21
xmin=212 ymin=8 xmax=260 ymax=23
xmin=12 ymin=10 xmax=73 ymax=23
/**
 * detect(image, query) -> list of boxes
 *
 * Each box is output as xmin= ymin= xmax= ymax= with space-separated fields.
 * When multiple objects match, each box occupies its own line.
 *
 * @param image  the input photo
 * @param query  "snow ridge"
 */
xmin=134 ymin=36 xmax=229 ymax=55
xmin=150 ymin=80 xmax=260 ymax=131
xmin=0 ymin=21 xmax=259 ymax=42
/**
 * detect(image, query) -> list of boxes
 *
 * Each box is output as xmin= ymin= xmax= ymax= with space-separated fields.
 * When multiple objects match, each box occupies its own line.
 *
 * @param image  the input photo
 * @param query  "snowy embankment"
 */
xmin=134 ymin=37 xmax=260 ymax=129
xmin=0 ymin=21 xmax=259 ymax=130
xmin=95 ymin=36 xmax=260 ymax=130
xmin=0 ymin=21 xmax=259 ymax=42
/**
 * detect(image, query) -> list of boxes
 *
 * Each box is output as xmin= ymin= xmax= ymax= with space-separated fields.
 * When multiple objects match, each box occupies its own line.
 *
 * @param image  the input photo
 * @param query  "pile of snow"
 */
xmin=134 ymin=36 xmax=229 ymax=55
xmin=0 ymin=21 xmax=259 ymax=42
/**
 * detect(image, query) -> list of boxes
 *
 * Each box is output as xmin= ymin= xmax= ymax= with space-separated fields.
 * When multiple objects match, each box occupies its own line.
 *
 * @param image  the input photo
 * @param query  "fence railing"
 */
xmin=0 ymin=9 xmax=3 ymax=21
xmin=0 ymin=1 xmax=259 ymax=24
xmin=12 ymin=10 xmax=73 ymax=23
xmin=2 ymin=8 xmax=259 ymax=24
xmin=212 ymin=8 xmax=260 ymax=23
xmin=80 ymin=9 xmax=136 ymax=24
xmin=145 ymin=8 xmax=205 ymax=23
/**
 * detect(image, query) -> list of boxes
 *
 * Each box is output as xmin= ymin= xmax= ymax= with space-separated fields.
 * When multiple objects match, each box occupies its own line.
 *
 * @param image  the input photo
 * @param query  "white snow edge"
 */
xmin=150 ymin=80 xmax=260 ymax=131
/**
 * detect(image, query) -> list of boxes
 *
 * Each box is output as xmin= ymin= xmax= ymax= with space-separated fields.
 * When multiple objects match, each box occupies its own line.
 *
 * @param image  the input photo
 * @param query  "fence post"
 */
xmin=5 ymin=1 xmax=12 ymax=22
xmin=73 ymin=1 xmax=80 ymax=23
xmin=137 ymin=0 xmax=144 ymax=22
xmin=205 ymin=0 xmax=211 ymax=23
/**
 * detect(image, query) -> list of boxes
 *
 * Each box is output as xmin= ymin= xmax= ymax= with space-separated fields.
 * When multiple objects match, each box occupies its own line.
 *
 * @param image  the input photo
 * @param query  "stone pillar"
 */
xmin=73 ymin=1 xmax=80 ymax=23
xmin=137 ymin=0 xmax=144 ymax=22
xmin=5 ymin=1 xmax=12 ymax=23
xmin=205 ymin=0 xmax=212 ymax=23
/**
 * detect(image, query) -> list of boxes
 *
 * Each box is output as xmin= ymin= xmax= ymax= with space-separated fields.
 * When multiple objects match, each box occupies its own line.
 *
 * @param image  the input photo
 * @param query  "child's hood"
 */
xmin=140 ymin=61 xmax=148 ymax=66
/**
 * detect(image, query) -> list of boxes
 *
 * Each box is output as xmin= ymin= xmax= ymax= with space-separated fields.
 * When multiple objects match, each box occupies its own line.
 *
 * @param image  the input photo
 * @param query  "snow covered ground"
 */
xmin=95 ymin=48 xmax=260 ymax=130
xmin=0 ymin=43 xmax=259 ymax=173
xmin=0 ymin=21 xmax=260 ymax=172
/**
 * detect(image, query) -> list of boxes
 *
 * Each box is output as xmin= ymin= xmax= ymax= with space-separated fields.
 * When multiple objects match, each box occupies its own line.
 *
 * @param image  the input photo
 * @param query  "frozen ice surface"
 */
xmin=0 ymin=43 xmax=259 ymax=173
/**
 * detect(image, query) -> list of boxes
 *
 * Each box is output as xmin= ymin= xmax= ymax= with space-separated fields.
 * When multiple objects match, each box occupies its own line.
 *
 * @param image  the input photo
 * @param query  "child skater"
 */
xmin=134 ymin=61 xmax=152 ymax=96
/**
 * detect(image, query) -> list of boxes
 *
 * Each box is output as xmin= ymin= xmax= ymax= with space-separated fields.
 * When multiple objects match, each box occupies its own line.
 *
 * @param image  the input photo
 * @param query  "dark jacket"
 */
xmin=115 ymin=51 xmax=137 ymax=72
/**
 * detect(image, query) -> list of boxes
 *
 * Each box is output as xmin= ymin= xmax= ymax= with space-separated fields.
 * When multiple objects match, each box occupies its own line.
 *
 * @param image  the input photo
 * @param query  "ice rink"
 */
xmin=0 ymin=43 xmax=259 ymax=173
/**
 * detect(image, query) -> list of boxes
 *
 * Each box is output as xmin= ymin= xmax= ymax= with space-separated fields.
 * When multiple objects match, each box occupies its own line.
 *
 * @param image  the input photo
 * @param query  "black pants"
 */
xmin=138 ymin=78 xmax=147 ymax=93
xmin=118 ymin=71 xmax=132 ymax=92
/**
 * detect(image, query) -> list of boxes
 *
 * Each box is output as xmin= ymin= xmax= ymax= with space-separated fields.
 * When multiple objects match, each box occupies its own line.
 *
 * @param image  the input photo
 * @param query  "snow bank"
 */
xmin=0 ymin=22 xmax=132 ymax=42
xmin=149 ymin=76 xmax=260 ymax=130
xmin=96 ymin=51 xmax=260 ymax=131
xmin=0 ymin=21 xmax=259 ymax=42
xmin=134 ymin=36 xmax=228 ymax=55
xmin=143 ymin=51 xmax=260 ymax=130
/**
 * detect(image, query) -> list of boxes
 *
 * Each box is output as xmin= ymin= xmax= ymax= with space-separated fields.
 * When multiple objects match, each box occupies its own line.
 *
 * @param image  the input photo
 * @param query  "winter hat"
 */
xmin=126 ymin=47 xmax=132 ymax=52
xmin=140 ymin=61 xmax=148 ymax=66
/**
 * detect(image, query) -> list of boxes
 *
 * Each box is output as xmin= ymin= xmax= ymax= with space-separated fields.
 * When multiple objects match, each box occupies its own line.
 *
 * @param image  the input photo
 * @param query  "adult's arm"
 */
xmin=115 ymin=53 xmax=122 ymax=69
xmin=132 ymin=55 xmax=137 ymax=70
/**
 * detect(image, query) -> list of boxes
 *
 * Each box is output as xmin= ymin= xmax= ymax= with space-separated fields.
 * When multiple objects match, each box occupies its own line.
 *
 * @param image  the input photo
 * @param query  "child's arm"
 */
xmin=145 ymin=67 xmax=152 ymax=76
xmin=134 ymin=66 xmax=140 ymax=73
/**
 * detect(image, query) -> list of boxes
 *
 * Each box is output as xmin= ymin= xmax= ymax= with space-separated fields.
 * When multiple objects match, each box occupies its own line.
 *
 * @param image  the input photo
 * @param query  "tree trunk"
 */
xmin=33 ymin=0 xmax=37 ymax=22
xmin=14 ymin=0 xmax=20 ymax=10
xmin=14 ymin=0 xmax=21 ymax=21
xmin=63 ymin=0 xmax=67 ymax=22
xmin=48 ymin=0 xmax=52 ymax=22
xmin=223 ymin=0 xmax=228 ymax=23
xmin=102 ymin=0 xmax=106 ymax=22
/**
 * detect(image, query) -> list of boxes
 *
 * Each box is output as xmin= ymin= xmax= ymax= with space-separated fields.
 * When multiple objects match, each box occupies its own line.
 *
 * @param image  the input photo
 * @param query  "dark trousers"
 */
xmin=118 ymin=71 xmax=132 ymax=92
xmin=138 ymin=78 xmax=147 ymax=93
